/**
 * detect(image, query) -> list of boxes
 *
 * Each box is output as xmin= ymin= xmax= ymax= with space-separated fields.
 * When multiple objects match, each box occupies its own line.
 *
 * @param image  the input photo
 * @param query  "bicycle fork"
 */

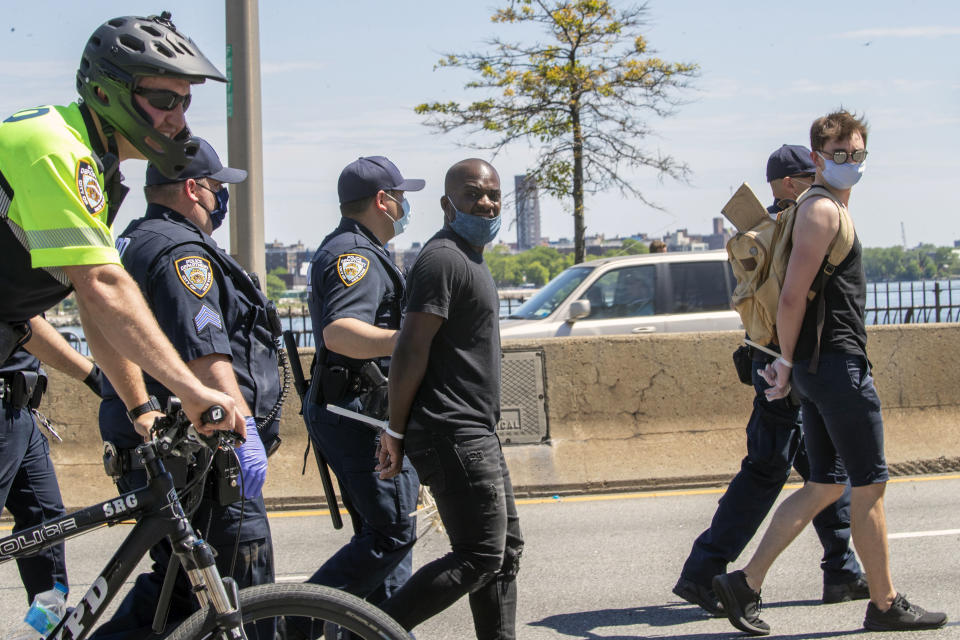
xmin=141 ymin=444 xmax=248 ymax=640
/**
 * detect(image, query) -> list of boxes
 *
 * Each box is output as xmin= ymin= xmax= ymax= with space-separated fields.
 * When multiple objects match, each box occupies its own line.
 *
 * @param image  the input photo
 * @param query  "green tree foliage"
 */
xmin=862 ymin=245 xmax=959 ymax=281
xmin=523 ymin=261 xmax=550 ymax=286
xmin=266 ymin=266 xmax=288 ymax=301
xmin=486 ymin=245 xmax=574 ymax=286
xmin=415 ymin=0 xmax=697 ymax=264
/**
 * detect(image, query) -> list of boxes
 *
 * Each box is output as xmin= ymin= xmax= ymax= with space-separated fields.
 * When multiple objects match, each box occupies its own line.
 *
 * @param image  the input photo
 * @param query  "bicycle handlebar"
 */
xmin=149 ymin=398 xmax=241 ymax=461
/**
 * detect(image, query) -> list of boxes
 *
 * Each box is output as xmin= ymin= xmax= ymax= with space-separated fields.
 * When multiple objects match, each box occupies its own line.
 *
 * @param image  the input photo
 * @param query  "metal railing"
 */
xmin=865 ymin=280 xmax=960 ymax=325
xmin=279 ymin=305 xmax=315 ymax=348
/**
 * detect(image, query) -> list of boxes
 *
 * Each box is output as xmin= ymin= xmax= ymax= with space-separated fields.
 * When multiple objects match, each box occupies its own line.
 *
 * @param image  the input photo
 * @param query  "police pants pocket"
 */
xmin=406 ymin=446 xmax=445 ymax=494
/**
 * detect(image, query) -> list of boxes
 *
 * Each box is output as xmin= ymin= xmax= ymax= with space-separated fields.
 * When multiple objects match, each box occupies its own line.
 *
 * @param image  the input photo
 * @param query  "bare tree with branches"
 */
xmin=415 ymin=0 xmax=698 ymax=263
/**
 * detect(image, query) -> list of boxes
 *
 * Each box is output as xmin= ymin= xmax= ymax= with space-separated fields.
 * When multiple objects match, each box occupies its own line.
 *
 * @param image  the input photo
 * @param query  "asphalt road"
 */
xmin=3 ymin=474 xmax=960 ymax=639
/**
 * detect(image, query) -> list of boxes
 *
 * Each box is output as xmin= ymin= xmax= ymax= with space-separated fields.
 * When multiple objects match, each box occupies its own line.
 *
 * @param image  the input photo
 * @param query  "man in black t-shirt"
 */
xmin=376 ymin=159 xmax=523 ymax=639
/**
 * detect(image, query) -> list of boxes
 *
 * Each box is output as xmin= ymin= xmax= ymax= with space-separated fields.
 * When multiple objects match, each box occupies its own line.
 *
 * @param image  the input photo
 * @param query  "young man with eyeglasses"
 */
xmin=674 ymin=145 xmax=868 ymax=617
xmin=0 ymin=13 xmax=245 ymax=438
xmin=712 ymin=111 xmax=947 ymax=635
xmin=304 ymin=156 xmax=422 ymax=606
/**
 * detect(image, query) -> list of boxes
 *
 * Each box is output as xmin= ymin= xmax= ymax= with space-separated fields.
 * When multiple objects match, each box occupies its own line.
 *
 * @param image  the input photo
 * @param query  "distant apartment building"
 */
xmin=265 ymin=240 xmax=313 ymax=288
xmin=661 ymin=218 xmax=732 ymax=252
xmin=515 ymin=174 xmax=541 ymax=251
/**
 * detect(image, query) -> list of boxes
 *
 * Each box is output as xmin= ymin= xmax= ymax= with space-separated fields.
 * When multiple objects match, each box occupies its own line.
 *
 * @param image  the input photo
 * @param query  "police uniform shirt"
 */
xmin=0 ymin=103 xmax=121 ymax=323
xmin=307 ymin=217 xmax=404 ymax=374
xmin=99 ymin=204 xmax=280 ymax=450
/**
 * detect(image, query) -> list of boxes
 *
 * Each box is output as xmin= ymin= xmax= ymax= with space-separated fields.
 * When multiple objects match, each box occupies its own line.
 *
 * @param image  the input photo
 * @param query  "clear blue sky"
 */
xmin=2 ymin=1 xmax=957 ymax=252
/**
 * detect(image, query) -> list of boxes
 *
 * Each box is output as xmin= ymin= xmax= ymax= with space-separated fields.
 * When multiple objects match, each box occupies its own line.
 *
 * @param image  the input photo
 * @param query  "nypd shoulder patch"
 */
xmin=175 ymin=256 xmax=214 ymax=298
xmin=337 ymin=253 xmax=370 ymax=287
xmin=194 ymin=304 xmax=223 ymax=334
xmin=76 ymin=160 xmax=105 ymax=216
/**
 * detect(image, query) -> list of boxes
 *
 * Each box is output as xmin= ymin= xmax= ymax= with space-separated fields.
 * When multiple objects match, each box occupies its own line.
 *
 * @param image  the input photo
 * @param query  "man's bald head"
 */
xmin=444 ymin=158 xmax=499 ymax=196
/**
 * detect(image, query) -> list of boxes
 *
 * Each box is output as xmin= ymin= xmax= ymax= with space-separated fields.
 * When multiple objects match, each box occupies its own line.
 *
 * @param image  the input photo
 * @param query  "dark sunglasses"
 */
xmin=819 ymin=149 xmax=867 ymax=164
xmin=133 ymin=87 xmax=192 ymax=112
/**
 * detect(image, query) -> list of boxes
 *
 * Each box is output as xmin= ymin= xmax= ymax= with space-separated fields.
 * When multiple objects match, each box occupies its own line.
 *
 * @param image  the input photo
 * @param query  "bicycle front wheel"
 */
xmin=166 ymin=582 xmax=409 ymax=640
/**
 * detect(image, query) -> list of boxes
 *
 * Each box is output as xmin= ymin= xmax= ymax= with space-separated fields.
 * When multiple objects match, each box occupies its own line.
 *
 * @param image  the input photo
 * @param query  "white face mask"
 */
xmin=818 ymin=153 xmax=865 ymax=190
xmin=382 ymin=193 xmax=411 ymax=236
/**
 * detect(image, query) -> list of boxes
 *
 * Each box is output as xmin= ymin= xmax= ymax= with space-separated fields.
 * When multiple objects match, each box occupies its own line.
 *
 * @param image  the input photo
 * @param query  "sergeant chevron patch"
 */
xmin=337 ymin=253 xmax=369 ymax=287
xmin=194 ymin=304 xmax=222 ymax=333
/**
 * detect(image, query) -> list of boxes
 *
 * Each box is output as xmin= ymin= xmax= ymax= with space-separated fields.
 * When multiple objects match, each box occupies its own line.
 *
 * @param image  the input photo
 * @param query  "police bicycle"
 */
xmin=0 ymin=401 xmax=408 ymax=640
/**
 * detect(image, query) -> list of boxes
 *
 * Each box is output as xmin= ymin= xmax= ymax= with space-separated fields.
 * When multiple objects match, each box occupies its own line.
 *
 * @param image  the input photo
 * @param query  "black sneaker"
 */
xmin=863 ymin=593 xmax=947 ymax=631
xmin=823 ymin=575 xmax=870 ymax=604
xmin=712 ymin=571 xmax=770 ymax=636
xmin=672 ymin=577 xmax=725 ymax=617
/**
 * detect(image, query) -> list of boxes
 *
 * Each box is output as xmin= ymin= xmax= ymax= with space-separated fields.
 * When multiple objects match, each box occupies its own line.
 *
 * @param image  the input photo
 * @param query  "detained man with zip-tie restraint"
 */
xmin=93 ymin=139 xmax=281 ymax=638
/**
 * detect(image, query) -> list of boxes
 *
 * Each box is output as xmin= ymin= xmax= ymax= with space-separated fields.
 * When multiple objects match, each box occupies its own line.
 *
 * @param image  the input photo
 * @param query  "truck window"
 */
xmin=668 ymin=261 xmax=732 ymax=312
xmin=581 ymin=265 xmax=657 ymax=319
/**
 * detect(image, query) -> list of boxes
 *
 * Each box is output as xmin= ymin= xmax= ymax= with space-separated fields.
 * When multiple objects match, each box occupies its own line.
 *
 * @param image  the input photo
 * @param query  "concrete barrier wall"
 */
xmin=36 ymin=324 xmax=960 ymax=509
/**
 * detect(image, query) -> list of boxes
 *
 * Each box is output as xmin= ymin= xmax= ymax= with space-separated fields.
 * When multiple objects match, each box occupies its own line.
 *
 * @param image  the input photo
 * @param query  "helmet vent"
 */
xmin=107 ymin=18 xmax=126 ymax=28
xmin=173 ymin=38 xmax=196 ymax=57
xmin=153 ymin=42 xmax=175 ymax=59
xmin=119 ymin=34 xmax=145 ymax=53
xmin=90 ymin=36 xmax=102 ymax=47
xmin=140 ymin=24 xmax=163 ymax=38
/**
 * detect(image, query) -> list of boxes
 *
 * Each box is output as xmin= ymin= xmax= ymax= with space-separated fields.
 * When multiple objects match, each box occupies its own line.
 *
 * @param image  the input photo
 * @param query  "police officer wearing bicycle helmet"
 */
xmin=92 ymin=138 xmax=280 ymax=638
xmin=305 ymin=156 xmax=421 ymax=603
xmin=0 ymin=12 xmax=245 ymax=442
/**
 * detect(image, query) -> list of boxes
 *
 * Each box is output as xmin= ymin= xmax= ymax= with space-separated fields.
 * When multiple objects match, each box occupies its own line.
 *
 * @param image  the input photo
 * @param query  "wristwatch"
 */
xmin=127 ymin=396 xmax=161 ymax=423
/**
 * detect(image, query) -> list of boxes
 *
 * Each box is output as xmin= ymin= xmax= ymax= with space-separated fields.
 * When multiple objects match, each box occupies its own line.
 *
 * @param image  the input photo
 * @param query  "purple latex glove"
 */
xmin=235 ymin=417 xmax=267 ymax=498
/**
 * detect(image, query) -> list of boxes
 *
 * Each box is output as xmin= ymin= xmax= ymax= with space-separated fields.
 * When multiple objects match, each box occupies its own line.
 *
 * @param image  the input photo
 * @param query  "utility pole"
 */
xmin=225 ymin=0 xmax=266 ymax=286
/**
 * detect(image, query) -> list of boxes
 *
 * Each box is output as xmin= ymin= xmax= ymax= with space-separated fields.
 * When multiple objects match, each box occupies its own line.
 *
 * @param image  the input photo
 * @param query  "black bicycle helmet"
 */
xmin=76 ymin=12 xmax=226 ymax=177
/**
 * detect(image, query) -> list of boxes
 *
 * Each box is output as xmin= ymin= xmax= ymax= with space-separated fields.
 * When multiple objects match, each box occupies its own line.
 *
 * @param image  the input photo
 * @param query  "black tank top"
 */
xmin=795 ymin=232 xmax=867 ymax=360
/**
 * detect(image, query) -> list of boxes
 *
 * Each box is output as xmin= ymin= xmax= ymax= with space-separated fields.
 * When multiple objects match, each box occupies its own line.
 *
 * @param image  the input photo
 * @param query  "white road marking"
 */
xmin=889 ymin=528 xmax=960 ymax=540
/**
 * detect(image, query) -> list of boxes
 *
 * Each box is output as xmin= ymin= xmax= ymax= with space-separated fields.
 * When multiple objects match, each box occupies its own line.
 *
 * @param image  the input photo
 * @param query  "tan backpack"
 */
xmin=723 ymin=183 xmax=855 ymax=371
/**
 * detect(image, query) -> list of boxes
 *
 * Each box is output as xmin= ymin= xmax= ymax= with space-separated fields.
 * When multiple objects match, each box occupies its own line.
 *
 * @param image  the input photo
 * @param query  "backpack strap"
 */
xmin=795 ymin=185 xmax=856 ymax=373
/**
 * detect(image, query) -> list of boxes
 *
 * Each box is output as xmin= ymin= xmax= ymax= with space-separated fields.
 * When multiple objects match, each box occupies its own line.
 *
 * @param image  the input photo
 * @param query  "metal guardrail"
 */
xmin=278 ymin=305 xmax=315 ymax=348
xmin=58 ymin=330 xmax=89 ymax=356
xmin=865 ymin=280 xmax=960 ymax=325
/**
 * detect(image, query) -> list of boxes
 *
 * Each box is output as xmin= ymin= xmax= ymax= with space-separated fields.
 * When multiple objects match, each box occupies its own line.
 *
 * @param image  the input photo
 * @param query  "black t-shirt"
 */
xmin=406 ymin=227 xmax=500 ymax=434
xmin=795 ymin=232 xmax=868 ymax=360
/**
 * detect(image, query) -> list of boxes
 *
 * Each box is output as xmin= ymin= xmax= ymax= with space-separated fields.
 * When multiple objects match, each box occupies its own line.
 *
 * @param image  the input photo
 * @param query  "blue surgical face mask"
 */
xmin=199 ymin=183 xmax=229 ymax=230
xmin=445 ymin=196 xmax=501 ymax=247
xmin=818 ymin=153 xmax=865 ymax=190
xmin=383 ymin=193 xmax=411 ymax=236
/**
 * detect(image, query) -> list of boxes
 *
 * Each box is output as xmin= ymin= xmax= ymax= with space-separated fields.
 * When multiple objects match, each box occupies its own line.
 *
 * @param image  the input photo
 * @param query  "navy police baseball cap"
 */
xmin=766 ymin=144 xmax=816 ymax=182
xmin=146 ymin=138 xmax=247 ymax=186
xmin=338 ymin=156 xmax=425 ymax=204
